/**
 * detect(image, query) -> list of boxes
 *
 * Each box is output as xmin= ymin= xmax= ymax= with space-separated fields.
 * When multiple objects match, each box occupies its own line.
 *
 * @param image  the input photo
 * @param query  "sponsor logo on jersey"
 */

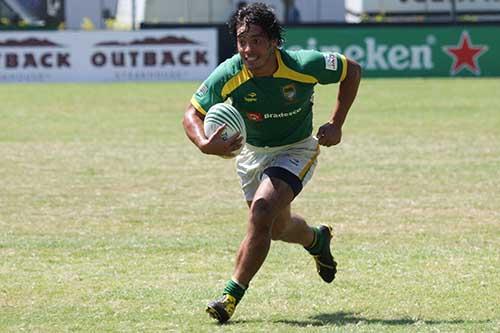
xmin=264 ymin=107 xmax=303 ymax=119
xmin=244 ymin=92 xmax=257 ymax=102
xmin=323 ymin=53 xmax=338 ymax=71
xmin=282 ymin=84 xmax=297 ymax=101
xmin=195 ymin=83 xmax=208 ymax=97
xmin=247 ymin=112 xmax=263 ymax=121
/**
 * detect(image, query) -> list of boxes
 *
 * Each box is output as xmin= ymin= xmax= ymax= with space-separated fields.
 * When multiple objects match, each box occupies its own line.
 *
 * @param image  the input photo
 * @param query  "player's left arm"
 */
xmin=316 ymin=57 xmax=362 ymax=147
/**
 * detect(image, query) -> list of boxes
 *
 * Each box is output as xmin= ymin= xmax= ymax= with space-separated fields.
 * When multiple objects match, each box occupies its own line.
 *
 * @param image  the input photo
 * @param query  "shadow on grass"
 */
xmin=273 ymin=311 xmax=490 ymax=327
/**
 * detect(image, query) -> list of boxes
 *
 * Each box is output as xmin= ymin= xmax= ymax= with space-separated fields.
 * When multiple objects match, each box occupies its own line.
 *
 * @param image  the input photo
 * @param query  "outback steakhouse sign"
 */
xmin=0 ymin=38 xmax=69 ymax=69
xmin=0 ymin=29 xmax=217 ymax=83
xmin=91 ymin=36 xmax=209 ymax=67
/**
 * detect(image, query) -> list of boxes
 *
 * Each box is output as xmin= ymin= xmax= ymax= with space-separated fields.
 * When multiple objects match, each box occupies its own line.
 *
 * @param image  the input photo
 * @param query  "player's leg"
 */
xmin=270 ymin=205 xmax=314 ymax=246
xmin=206 ymin=175 xmax=294 ymax=323
xmin=271 ymin=206 xmax=337 ymax=284
xmin=262 ymin=137 xmax=336 ymax=283
xmin=233 ymin=175 xmax=295 ymax=285
xmin=207 ymin=137 xmax=331 ymax=323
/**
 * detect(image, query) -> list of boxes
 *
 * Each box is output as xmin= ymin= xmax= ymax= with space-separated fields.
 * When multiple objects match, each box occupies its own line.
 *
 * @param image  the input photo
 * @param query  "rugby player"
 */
xmin=183 ymin=2 xmax=361 ymax=324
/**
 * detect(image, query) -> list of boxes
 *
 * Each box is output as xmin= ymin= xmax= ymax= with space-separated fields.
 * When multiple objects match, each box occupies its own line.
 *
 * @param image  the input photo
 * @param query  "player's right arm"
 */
xmin=183 ymin=104 xmax=242 ymax=156
xmin=183 ymin=59 xmax=243 ymax=156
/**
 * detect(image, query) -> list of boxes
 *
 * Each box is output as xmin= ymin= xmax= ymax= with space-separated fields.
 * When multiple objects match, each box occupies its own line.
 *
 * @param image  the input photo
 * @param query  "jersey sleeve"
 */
xmin=190 ymin=62 xmax=228 ymax=115
xmin=303 ymin=51 xmax=348 ymax=85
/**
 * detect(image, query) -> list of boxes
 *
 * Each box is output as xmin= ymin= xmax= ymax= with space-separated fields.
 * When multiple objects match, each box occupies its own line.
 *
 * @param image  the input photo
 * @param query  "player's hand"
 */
xmin=316 ymin=122 xmax=342 ymax=147
xmin=201 ymin=124 xmax=243 ymax=156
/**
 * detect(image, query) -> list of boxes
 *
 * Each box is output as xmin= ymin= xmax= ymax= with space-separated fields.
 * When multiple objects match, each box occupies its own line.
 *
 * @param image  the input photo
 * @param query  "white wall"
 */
xmin=296 ymin=0 xmax=346 ymax=23
xmin=143 ymin=0 xmax=347 ymax=24
xmin=65 ymin=0 xmax=103 ymax=29
xmin=64 ymin=0 xmax=349 ymax=28
xmin=238 ymin=0 xmax=285 ymax=21
xmin=230 ymin=0 xmax=346 ymax=23
xmin=115 ymin=0 xmax=146 ymax=29
xmin=318 ymin=0 xmax=346 ymax=22
xmin=345 ymin=0 xmax=500 ymax=15
xmin=145 ymin=0 xmax=233 ymax=23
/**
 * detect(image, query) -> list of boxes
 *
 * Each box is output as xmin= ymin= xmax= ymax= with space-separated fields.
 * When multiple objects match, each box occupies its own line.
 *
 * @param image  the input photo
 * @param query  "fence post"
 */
xmin=131 ymin=0 xmax=136 ymax=30
xmin=450 ymin=0 xmax=457 ymax=23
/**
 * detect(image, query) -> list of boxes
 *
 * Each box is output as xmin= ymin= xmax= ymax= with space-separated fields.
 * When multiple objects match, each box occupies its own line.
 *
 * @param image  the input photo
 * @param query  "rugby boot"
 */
xmin=312 ymin=225 xmax=337 ymax=283
xmin=206 ymin=294 xmax=237 ymax=324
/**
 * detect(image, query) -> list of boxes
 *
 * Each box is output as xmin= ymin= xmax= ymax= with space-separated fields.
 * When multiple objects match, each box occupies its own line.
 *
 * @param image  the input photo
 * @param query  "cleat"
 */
xmin=206 ymin=294 xmax=237 ymax=324
xmin=313 ymin=225 xmax=337 ymax=283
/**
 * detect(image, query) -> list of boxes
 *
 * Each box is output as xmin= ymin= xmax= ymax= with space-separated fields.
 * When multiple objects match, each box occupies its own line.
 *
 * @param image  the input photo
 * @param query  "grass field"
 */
xmin=0 ymin=78 xmax=499 ymax=332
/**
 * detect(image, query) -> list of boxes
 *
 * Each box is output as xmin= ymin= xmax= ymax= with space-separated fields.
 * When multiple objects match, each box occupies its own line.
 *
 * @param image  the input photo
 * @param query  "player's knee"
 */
xmin=249 ymin=198 xmax=274 ymax=234
xmin=270 ymin=224 xmax=285 ymax=241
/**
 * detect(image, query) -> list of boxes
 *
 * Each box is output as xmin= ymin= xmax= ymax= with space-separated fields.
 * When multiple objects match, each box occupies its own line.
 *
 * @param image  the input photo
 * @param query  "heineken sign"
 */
xmin=284 ymin=25 xmax=498 ymax=77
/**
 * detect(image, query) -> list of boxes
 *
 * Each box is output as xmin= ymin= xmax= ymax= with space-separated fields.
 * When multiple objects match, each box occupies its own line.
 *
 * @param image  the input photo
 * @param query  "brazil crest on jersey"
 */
xmin=191 ymin=49 xmax=347 ymax=147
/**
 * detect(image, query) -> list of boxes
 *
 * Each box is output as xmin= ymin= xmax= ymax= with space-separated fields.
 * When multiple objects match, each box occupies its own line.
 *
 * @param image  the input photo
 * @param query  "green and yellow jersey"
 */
xmin=191 ymin=49 xmax=347 ymax=147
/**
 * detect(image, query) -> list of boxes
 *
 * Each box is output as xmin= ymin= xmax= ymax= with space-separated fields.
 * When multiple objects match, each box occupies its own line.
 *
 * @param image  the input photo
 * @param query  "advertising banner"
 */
xmin=0 ymin=29 xmax=218 ymax=83
xmin=346 ymin=0 xmax=500 ymax=14
xmin=285 ymin=25 xmax=500 ymax=77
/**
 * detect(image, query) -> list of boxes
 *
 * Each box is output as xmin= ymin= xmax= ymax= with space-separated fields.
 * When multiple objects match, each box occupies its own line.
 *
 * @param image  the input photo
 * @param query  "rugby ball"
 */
xmin=204 ymin=103 xmax=247 ymax=158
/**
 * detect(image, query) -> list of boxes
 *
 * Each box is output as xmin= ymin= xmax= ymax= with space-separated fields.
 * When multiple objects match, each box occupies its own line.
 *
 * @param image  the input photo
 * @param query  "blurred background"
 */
xmin=0 ymin=0 xmax=499 ymax=82
xmin=1 ymin=0 xmax=499 ymax=30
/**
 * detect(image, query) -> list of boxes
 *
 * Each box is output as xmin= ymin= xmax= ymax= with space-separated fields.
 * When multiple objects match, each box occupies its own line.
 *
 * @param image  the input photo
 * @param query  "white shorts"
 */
xmin=236 ymin=136 xmax=320 ymax=201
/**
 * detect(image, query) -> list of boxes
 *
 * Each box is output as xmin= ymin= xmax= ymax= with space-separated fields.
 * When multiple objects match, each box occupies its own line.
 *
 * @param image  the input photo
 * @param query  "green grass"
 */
xmin=0 ymin=79 xmax=499 ymax=332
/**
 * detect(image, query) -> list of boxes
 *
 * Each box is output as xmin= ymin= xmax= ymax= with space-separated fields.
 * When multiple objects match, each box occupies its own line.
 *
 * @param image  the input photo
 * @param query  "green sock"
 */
xmin=304 ymin=227 xmax=324 ymax=255
xmin=223 ymin=279 xmax=246 ymax=304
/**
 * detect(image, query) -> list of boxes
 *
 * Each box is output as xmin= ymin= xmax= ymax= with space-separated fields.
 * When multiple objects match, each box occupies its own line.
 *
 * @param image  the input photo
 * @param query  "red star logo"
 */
xmin=443 ymin=31 xmax=488 ymax=76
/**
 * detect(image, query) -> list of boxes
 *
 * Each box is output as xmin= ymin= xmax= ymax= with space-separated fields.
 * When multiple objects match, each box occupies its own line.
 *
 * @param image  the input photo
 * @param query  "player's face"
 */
xmin=236 ymin=23 xmax=278 ymax=76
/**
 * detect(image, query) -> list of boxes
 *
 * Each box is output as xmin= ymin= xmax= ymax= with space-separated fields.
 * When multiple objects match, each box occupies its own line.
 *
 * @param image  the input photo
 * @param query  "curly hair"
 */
xmin=228 ymin=2 xmax=284 ymax=47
